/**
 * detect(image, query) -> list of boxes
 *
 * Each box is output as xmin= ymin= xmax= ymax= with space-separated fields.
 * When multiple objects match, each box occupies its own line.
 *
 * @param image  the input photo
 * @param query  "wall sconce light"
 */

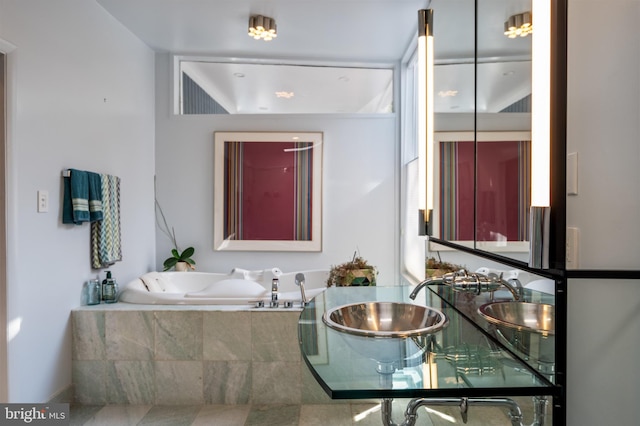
xmin=529 ymin=1 xmax=551 ymax=269
xmin=504 ymin=12 xmax=533 ymax=38
xmin=418 ymin=9 xmax=434 ymax=236
xmin=248 ymin=15 xmax=277 ymax=41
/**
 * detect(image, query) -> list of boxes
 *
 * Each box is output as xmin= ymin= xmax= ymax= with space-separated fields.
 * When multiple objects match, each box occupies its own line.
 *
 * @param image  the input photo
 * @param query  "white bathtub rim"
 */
xmin=119 ymin=287 xmax=325 ymax=305
xmin=119 ymin=268 xmax=329 ymax=305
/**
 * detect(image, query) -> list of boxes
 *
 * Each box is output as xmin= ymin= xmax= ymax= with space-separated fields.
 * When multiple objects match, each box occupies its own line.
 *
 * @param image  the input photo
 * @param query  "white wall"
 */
xmin=566 ymin=1 xmax=640 ymax=270
xmin=566 ymin=279 xmax=640 ymax=426
xmin=154 ymin=53 xmax=399 ymax=285
xmin=566 ymin=1 xmax=640 ymax=425
xmin=0 ymin=0 xmax=156 ymax=402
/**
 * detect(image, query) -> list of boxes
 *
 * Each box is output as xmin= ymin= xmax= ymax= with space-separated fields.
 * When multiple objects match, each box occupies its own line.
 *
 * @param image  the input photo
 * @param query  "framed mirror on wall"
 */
xmin=213 ymin=131 xmax=323 ymax=252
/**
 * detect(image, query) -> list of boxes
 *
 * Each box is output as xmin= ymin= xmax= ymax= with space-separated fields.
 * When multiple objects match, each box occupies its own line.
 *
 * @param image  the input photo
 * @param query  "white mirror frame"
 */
xmin=214 ymin=131 xmax=323 ymax=252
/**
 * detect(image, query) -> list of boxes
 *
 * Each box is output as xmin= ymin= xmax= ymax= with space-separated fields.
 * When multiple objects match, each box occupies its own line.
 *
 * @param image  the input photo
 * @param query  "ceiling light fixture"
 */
xmin=248 ymin=15 xmax=277 ymax=41
xmin=438 ymin=90 xmax=458 ymax=97
xmin=275 ymin=91 xmax=294 ymax=99
xmin=504 ymin=12 xmax=532 ymax=38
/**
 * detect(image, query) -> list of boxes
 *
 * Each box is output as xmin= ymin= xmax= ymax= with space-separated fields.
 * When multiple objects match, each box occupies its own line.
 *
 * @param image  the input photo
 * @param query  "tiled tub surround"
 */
xmin=71 ymin=305 xmax=334 ymax=406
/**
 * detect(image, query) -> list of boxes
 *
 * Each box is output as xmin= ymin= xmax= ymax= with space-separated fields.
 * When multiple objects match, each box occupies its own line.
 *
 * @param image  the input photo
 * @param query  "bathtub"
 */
xmin=118 ymin=267 xmax=329 ymax=306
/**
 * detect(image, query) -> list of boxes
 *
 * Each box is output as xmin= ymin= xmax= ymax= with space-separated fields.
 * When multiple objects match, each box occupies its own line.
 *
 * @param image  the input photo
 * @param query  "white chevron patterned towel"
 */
xmin=91 ymin=174 xmax=122 ymax=269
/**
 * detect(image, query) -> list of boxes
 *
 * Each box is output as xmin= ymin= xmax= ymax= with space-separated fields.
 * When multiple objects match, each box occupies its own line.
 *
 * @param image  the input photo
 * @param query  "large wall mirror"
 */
xmin=419 ymin=0 xmax=567 ymax=411
xmin=177 ymin=59 xmax=394 ymax=114
xmin=429 ymin=0 xmax=534 ymax=264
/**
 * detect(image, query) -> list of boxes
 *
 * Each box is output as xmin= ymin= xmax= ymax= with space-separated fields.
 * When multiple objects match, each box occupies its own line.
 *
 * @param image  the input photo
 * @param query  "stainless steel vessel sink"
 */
xmin=478 ymin=301 xmax=555 ymax=363
xmin=322 ymin=301 xmax=447 ymax=338
xmin=478 ymin=301 xmax=554 ymax=335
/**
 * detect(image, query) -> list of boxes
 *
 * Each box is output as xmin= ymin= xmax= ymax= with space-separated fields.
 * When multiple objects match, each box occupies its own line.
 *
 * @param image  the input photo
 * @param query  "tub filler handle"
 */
xmin=270 ymin=278 xmax=279 ymax=308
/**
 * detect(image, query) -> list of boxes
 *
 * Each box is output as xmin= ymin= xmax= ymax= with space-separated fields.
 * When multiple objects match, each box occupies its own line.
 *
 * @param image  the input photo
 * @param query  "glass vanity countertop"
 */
xmin=298 ymin=286 xmax=557 ymax=400
xmin=428 ymin=283 xmax=556 ymax=383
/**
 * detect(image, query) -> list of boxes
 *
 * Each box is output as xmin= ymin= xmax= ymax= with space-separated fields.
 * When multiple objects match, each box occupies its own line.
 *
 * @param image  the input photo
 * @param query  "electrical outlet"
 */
xmin=566 ymin=227 xmax=579 ymax=268
xmin=37 ymin=190 xmax=49 ymax=213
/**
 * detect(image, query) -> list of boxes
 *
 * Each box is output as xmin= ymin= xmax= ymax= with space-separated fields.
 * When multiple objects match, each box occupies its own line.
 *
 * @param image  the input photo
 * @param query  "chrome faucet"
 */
xmin=409 ymin=269 xmax=470 ymax=300
xmin=295 ymin=273 xmax=308 ymax=306
xmin=500 ymin=277 xmax=523 ymax=301
xmin=410 ymin=270 xmax=523 ymax=301
xmin=270 ymin=278 xmax=279 ymax=308
xmin=409 ymin=277 xmax=444 ymax=300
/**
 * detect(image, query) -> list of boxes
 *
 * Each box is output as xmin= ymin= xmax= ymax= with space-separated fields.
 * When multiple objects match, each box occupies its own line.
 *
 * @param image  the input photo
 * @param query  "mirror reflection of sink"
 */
xmin=322 ymin=302 xmax=447 ymax=364
xmin=478 ymin=301 xmax=555 ymax=363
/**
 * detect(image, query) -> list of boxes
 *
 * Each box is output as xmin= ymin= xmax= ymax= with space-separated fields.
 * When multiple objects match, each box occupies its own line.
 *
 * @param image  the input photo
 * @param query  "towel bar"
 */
xmin=62 ymin=170 xmax=71 ymax=177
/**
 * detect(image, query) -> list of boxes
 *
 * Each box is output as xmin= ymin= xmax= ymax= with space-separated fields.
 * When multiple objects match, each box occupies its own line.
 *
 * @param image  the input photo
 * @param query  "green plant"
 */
xmin=163 ymin=246 xmax=196 ymax=271
xmin=155 ymin=181 xmax=196 ymax=271
xmin=327 ymin=251 xmax=377 ymax=287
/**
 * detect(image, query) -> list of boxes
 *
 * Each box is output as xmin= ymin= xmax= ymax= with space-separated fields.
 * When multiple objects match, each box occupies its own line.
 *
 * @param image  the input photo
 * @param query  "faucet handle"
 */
xmin=441 ymin=269 xmax=468 ymax=285
xmin=446 ymin=270 xmax=502 ymax=294
xmin=270 ymin=278 xmax=279 ymax=307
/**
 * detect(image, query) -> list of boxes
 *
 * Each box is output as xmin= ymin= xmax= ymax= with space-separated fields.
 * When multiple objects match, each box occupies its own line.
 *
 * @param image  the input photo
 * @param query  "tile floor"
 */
xmin=70 ymin=397 xmax=550 ymax=425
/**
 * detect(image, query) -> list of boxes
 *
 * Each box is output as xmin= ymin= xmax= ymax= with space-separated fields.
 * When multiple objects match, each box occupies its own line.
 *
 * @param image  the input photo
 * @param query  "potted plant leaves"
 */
xmin=156 ymin=193 xmax=196 ymax=271
xmin=327 ymin=251 xmax=377 ymax=287
xmin=163 ymin=246 xmax=196 ymax=271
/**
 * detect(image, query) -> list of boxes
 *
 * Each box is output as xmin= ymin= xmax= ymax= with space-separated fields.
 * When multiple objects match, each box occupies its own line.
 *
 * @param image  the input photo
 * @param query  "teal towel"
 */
xmin=62 ymin=177 xmax=75 ymax=224
xmin=88 ymin=172 xmax=103 ymax=222
xmin=63 ymin=169 xmax=89 ymax=224
xmin=62 ymin=169 xmax=103 ymax=224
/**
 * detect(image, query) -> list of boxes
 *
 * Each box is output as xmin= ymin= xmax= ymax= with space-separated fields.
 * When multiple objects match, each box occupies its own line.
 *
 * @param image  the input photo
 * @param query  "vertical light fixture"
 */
xmin=418 ymin=9 xmax=434 ymax=236
xmin=529 ymin=1 xmax=551 ymax=268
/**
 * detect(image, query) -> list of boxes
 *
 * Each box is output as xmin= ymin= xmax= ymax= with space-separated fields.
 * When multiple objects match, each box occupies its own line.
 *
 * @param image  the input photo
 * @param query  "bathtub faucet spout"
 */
xmin=295 ymin=273 xmax=308 ymax=306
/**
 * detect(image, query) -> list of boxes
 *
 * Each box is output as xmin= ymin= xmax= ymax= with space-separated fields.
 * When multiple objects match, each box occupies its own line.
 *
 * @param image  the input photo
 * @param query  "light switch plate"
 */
xmin=37 ymin=190 xmax=49 ymax=213
xmin=566 ymin=227 xmax=579 ymax=268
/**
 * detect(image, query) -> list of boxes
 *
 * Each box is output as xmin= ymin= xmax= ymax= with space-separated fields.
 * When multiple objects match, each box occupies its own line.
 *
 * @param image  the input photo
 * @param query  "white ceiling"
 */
xmin=96 ymin=0 xmax=426 ymax=62
xmin=96 ymin=0 xmax=532 ymax=113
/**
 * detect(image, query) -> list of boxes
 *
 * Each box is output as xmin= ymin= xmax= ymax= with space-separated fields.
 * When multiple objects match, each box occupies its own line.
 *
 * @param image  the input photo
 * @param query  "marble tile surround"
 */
xmin=71 ymin=307 xmax=336 ymax=406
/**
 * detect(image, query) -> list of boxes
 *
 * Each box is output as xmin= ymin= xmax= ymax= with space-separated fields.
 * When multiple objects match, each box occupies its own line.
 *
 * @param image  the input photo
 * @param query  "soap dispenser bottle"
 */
xmin=101 ymin=271 xmax=118 ymax=303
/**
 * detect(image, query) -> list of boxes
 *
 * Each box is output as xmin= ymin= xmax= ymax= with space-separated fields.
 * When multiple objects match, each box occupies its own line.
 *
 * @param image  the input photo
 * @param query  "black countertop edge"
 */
xmin=326 ymin=386 xmax=563 ymax=400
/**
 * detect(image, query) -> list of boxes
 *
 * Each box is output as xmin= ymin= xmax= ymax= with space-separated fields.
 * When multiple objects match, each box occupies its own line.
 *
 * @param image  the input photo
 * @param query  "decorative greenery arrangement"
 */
xmin=155 ymin=187 xmax=196 ymax=271
xmin=163 ymin=246 xmax=196 ymax=271
xmin=327 ymin=251 xmax=377 ymax=287
xmin=426 ymin=253 xmax=464 ymax=277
